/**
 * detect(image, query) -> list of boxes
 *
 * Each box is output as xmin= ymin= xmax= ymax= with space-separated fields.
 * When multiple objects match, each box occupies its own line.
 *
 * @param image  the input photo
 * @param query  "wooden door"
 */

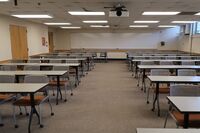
xmin=48 ymin=32 xmax=54 ymax=53
xmin=10 ymin=25 xmax=28 ymax=59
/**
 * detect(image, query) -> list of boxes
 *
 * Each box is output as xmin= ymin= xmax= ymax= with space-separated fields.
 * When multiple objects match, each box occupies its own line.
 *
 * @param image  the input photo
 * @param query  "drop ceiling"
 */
xmin=0 ymin=0 xmax=200 ymax=29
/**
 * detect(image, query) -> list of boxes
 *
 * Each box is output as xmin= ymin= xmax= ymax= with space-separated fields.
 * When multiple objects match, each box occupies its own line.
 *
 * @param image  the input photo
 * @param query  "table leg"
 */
xmin=142 ymin=69 xmax=146 ymax=92
xmin=28 ymin=93 xmax=40 ymax=133
xmin=152 ymin=82 xmax=160 ymax=116
xmin=183 ymin=113 xmax=189 ymax=128
xmin=134 ymin=62 xmax=138 ymax=78
xmin=87 ymin=57 xmax=90 ymax=71
xmin=80 ymin=60 xmax=84 ymax=77
xmin=175 ymin=69 xmax=178 ymax=76
xmin=56 ymin=76 xmax=62 ymax=105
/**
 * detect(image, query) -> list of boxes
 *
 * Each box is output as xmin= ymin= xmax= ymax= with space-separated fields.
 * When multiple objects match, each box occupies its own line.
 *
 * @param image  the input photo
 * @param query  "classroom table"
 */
xmin=35 ymin=55 xmax=93 ymax=71
xmin=0 ymin=63 xmax=80 ymax=86
xmin=132 ymin=59 xmax=200 ymax=77
xmin=147 ymin=76 xmax=200 ymax=116
xmin=0 ymin=70 xmax=67 ymax=104
xmin=138 ymin=65 xmax=200 ymax=90
xmin=130 ymin=55 xmax=200 ymax=58
xmin=0 ymin=83 xmax=47 ymax=133
xmin=136 ymin=128 xmax=200 ymax=133
xmin=167 ymin=96 xmax=200 ymax=128
xmin=14 ymin=58 xmax=87 ymax=76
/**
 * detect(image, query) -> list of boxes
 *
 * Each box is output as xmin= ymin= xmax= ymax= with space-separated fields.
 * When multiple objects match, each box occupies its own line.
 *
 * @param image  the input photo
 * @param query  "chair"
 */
xmin=49 ymin=66 xmax=72 ymax=102
xmin=13 ymin=75 xmax=53 ymax=128
xmin=147 ymin=69 xmax=170 ymax=104
xmin=0 ymin=65 xmax=17 ymax=71
xmin=23 ymin=65 xmax=40 ymax=71
xmin=177 ymin=69 xmax=197 ymax=76
xmin=181 ymin=61 xmax=195 ymax=65
xmin=164 ymin=84 xmax=200 ymax=128
xmin=0 ymin=75 xmax=16 ymax=126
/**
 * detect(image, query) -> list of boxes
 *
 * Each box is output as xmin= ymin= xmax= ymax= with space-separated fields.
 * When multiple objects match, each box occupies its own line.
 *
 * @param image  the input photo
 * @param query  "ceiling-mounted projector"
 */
xmin=104 ymin=3 xmax=129 ymax=17
xmin=109 ymin=11 xmax=129 ymax=17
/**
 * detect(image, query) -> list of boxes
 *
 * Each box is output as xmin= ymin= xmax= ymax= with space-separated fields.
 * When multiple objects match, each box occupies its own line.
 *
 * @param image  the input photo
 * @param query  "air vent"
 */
xmin=178 ymin=12 xmax=198 ymax=15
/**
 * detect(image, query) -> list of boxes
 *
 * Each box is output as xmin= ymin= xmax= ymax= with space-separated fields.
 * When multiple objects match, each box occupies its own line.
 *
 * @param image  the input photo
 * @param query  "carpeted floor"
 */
xmin=1 ymin=61 xmax=176 ymax=133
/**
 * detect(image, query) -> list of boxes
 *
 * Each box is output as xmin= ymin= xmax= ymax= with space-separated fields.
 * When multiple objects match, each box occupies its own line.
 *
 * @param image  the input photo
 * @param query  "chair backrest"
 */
xmin=28 ymin=60 xmax=40 ymax=63
xmin=181 ymin=61 xmax=195 ymax=65
xmin=170 ymin=84 xmax=200 ymax=96
xmin=141 ymin=61 xmax=154 ymax=65
xmin=24 ymin=65 xmax=40 ymax=71
xmin=150 ymin=69 xmax=170 ymax=76
xmin=177 ymin=69 xmax=197 ymax=76
xmin=0 ymin=75 xmax=15 ymax=83
xmin=160 ymin=61 xmax=174 ymax=65
xmin=49 ymin=60 xmax=62 ymax=63
xmin=24 ymin=75 xmax=49 ymax=83
xmin=0 ymin=65 xmax=17 ymax=71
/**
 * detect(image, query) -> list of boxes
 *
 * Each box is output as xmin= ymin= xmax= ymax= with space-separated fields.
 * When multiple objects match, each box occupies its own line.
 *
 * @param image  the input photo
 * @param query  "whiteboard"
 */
xmin=70 ymin=33 xmax=160 ymax=49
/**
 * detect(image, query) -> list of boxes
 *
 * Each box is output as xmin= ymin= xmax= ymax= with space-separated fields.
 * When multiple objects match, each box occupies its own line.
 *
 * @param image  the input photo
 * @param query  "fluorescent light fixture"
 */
xmin=134 ymin=21 xmax=159 ymax=23
xmin=171 ymin=21 xmax=195 ymax=24
xmin=195 ymin=12 xmax=200 ymax=15
xmin=12 ymin=14 xmax=53 ymax=18
xmin=83 ymin=20 xmax=108 ymax=23
xmin=61 ymin=26 xmax=81 ymax=29
xmin=44 ymin=23 xmax=71 ymax=25
xmin=129 ymin=25 xmax=149 ymax=28
xmin=142 ymin=12 xmax=180 ymax=15
xmin=0 ymin=0 xmax=9 ymax=2
xmin=158 ymin=25 xmax=177 ymax=28
xmin=68 ymin=11 xmax=105 ymax=16
xmin=90 ymin=25 xmax=110 ymax=28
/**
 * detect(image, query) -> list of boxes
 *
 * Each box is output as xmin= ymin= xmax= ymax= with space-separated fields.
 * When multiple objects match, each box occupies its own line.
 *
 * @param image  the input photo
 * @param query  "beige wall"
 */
xmin=0 ymin=14 xmax=49 ymax=61
xmin=177 ymin=33 xmax=200 ymax=54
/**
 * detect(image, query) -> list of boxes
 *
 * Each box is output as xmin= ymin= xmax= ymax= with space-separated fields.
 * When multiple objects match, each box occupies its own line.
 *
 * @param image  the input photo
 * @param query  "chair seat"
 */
xmin=13 ymin=95 xmax=45 ymax=106
xmin=49 ymin=80 xmax=68 ymax=86
xmin=171 ymin=111 xmax=200 ymax=127
xmin=0 ymin=94 xmax=14 ymax=101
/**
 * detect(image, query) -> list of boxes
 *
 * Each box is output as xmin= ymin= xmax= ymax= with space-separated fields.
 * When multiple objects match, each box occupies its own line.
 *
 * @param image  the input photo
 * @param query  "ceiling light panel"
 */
xmin=44 ymin=23 xmax=71 ymax=25
xmin=90 ymin=25 xmax=110 ymax=28
xmin=195 ymin=12 xmax=200 ymax=15
xmin=134 ymin=21 xmax=159 ymax=23
xmin=83 ymin=20 xmax=108 ymax=23
xmin=129 ymin=25 xmax=149 ymax=28
xmin=158 ymin=25 xmax=177 ymax=28
xmin=12 ymin=14 xmax=53 ymax=18
xmin=171 ymin=21 xmax=195 ymax=24
xmin=61 ymin=26 xmax=81 ymax=29
xmin=68 ymin=11 xmax=105 ymax=16
xmin=142 ymin=12 xmax=180 ymax=15
xmin=0 ymin=0 xmax=9 ymax=2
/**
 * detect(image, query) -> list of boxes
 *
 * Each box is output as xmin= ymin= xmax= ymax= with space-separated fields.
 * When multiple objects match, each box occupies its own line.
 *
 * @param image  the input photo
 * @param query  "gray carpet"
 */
xmin=1 ymin=61 xmax=176 ymax=133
